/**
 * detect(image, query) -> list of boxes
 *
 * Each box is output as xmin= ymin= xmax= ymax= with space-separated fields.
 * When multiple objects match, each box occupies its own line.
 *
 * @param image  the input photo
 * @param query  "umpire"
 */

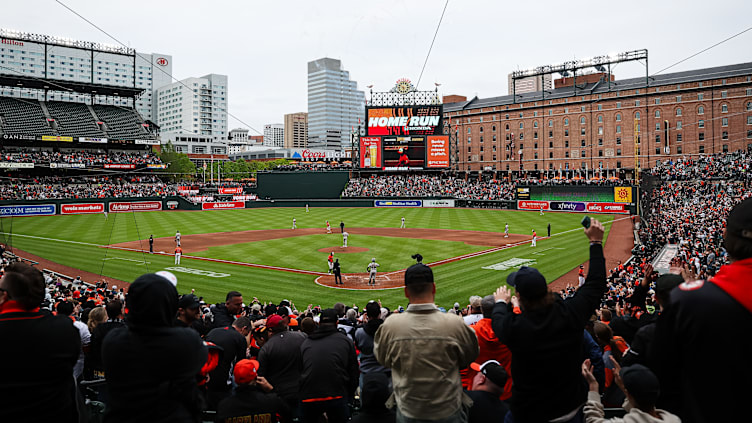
xmin=333 ymin=259 xmax=342 ymax=285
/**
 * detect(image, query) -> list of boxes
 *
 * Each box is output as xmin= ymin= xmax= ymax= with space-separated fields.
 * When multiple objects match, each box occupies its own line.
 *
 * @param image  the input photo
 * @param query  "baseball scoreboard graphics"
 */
xmin=516 ymin=186 xmax=635 ymax=214
xmin=361 ymin=106 xmax=449 ymax=170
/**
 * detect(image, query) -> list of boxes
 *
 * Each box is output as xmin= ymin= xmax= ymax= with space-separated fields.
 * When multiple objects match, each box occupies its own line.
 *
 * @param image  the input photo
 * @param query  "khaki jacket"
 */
xmin=374 ymin=303 xmax=479 ymax=420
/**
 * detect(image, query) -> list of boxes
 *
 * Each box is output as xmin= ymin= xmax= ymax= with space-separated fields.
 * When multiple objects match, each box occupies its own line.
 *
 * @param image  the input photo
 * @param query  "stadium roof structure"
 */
xmin=444 ymin=62 xmax=752 ymax=112
xmin=0 ymin=73 xmax=144 ymax=98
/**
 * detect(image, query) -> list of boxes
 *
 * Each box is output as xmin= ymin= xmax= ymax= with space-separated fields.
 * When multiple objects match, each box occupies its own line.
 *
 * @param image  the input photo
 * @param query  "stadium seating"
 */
xmin=46 ymin=101 xmax=107 ymax=139
xmin=92 ymin=104 xmax=153 ymax=140
xmin=0 ymin=97 xmax=56 ymax=136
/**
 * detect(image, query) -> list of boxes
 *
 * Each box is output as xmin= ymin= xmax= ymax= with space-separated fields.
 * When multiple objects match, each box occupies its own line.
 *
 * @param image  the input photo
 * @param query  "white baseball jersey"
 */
xmin=367 ymin=262 xmax=379 ymax=274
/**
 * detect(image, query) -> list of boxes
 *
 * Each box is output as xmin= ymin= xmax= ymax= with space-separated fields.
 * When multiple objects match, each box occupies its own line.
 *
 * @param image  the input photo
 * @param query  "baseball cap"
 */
xmin=404 ymin=263 xmax=434 ymax=285
xmin=654 ymin=273 xmax=684 ymax=294
xmin=507 ymin=266 xmax=547 ymax=299
xmin=155 ymin=270 xmax=178 ymax=287
xmin=320 ymin=308 xmax=339 ymax=324
xmin=620 ymin=364 xmax=660 ymax=404
xmin=471 ymin=360 xmax=508 ymax=387
xmin=266 ymin=314 xmax=284 ymax=329
xmin=727 ymin=198 xmax=752 ymax=241
xmin=233 ymin=359 xmax=260 ymax=384
xmin=178 ymin=294 xmax=200 ymax=310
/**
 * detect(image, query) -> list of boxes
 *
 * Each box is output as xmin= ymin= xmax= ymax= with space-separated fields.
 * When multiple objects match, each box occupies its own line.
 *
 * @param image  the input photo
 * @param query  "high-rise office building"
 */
xmin=284 ymin=112 xmax=308 ymax=148
xmin=155 ymin=73 xmax=228 ymax=138
xmin=263 ymin=123 xmax=284 ymax=147
xmin=307 ymin=58 xmax=365 ymax=150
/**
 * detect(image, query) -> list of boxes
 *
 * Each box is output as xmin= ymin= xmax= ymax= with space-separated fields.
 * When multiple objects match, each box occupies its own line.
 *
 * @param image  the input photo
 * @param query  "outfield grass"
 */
xmin=0 ymin=207 xmax=615 ymax=309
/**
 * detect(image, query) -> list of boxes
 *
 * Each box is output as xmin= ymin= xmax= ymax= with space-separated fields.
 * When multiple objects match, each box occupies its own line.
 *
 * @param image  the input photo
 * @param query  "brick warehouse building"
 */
xmin=443 ymin=62 xmax=752 ymax=176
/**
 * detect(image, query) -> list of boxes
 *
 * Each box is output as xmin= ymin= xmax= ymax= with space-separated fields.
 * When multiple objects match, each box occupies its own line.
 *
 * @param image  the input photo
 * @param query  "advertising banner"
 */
xmin=146 ymin=164 xmax=167 ymax=169
xmin=366 ymin=106 xmax=443 ymax=136
xmin=218 ymin=187 xmax=243 ymax=195
xmin=104 ymin=164 xmax=136 ymax=169
xmin=613 ymin=187 xmax=633 ymax=203
xmin=382 ymin=136 xmax=425 ymax=170
xmin=359 ymin=137 xmax=382 ymax=169
xmin=549 ymin=201 xmax=587 ymax=212
xmin=0 ymin=204 xmax=55 ymax=217
xmin=0 ymin=163 xmax=34 ymax=169
xmin=423 ymin=199 xmax=455 ymax=208
xmin=41 ymin=135 xmax=73 ymax=142
xmin=61 ymin=203 xmax=105 ymax=215
xmin=135 ymin=139 xmax=160 ymax=145
xmin=586 ymin=202 xmax=628 ymax=214
xmin=109 ymin=201 xmax=162 ymax=213
xmin=2 ymin=134 xmax=36 ymax=141
xmin=517 ymin=200 xmax=550 ymax=211
xmin=202 ymin=201 xmax=245 ymax=210
xmin=166 ymin=200 xmax=179 ymax=210
xmin=426 ymin=135 xmax=450 ymax=168
xmin=232 ymin=195 xmax=257 ymax=201
xmin=78 ymin=137 xmax=108 ymax=144
xmin=50 ymin=163 xmax=85 ymax=169
xmin=516 ymin=187 xmax=531 ymax=200
xmin=374 ymin=200 xmax=422 ymax=208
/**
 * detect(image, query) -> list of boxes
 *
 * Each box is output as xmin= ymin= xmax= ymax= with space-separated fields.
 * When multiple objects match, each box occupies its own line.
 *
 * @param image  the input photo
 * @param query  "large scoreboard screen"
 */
xmin=366 ymin=105 xmax=443 ymax=136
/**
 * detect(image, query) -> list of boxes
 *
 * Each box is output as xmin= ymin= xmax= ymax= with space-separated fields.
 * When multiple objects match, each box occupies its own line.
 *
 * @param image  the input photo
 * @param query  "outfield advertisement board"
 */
xmin=359 ymin=137 xmax=382 ymax=169
xmin=218 ymin=187 xmax=243 ymax=195
xmin=423 ymin=199 xmax=455 ymax=208
xmin=0 ymin=204 xmax=56 ymax=217
xmin=518 ymin=200 xmax=628 ymax=214
xmin=109 ymin=201 xmax=162 ymax=213
xmin=517 ymin=200 xmax=550 ymax=211
xmin=426 ymin=136 xmax=450 ymax=168
xmin=374 ymin=200 xmax=422 ymax=208
xmin=61 ymin=203 xmax=105 ymax=215
xmin=202 ymin=201 xmax=245 ymax=210
xmin=0 ymin=163 xmax=34 ymax=169
xmin=104 ymin=164 xmax=136 ymax=169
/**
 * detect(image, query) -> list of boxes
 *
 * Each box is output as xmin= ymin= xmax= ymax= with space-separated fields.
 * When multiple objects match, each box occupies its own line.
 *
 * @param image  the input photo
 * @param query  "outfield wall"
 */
xmin=256 ymin=171 xmax=350 ymax=199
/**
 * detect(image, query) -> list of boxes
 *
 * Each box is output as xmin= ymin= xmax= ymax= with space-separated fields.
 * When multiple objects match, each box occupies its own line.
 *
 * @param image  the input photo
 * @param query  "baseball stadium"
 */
xmin=1 ymin=14 xmax=751 ymax=423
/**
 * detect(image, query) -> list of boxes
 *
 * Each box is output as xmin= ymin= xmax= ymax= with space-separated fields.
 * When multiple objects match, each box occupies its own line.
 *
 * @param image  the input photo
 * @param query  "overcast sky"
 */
xmin=3 ymin=0 xmax=751 ymax=135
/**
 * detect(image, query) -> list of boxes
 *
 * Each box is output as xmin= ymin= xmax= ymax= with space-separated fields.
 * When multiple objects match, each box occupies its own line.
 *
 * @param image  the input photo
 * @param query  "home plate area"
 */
xmin=316 ymin=271 xmax=406 ymax=290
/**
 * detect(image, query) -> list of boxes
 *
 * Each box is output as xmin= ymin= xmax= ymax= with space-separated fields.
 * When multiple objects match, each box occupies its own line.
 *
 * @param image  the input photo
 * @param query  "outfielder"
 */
xmin=292 ymin=218 xmax=297 ymax=229
xmin=400 ymin=216 xmax=406 ymax=228
xmin=504 ymin=223 xmax=509 ymax=238
xmin=531 ymin=229 xmax=537 ymax=247
xmin=175 ymin=230 xmax=181 ymax=247
xmin=366 ymin=258 xmax=380 ymax=286
xmin=342 ymin=231 xmax=349 ymax=248
xmin=328 ymin=252 xmax=334 ymax=274
xmin=306 ymin=203 xmax=309 ymax=213
xmin=174 ymin=246 xmax=183 ymax=265
xmin=540 ymin=206 xmax=545 ymax=216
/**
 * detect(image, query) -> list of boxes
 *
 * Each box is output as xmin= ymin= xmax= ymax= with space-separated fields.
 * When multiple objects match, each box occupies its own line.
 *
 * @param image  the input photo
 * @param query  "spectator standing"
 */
xmin=0 ymin=262 xmax=81 ymax=422
xmin=56 ymin=300 xmax=91 ymax=380
xmin=175 ymin=293 xmax=207 ymax=336
xmin=215 ymin=359 xmax=289 ymax=423
xmin=354 ymin=301 xmax=391 ymax=388
xmin=299 ymin=308 xmax=359 ymax=423
xmin=212 ymin=290 xmax=243 ymax=328
xmin=205 ymin=316 xmax=252 ymax=409
xmin=102 ymin=273 xmax=208 ymax=422
xmin=375 ymin=260 xmax=479 ymax=422
xmin=466 ymin=360 xmax=510 ymax=423
xmin=87 ymin=299 xmax=125 ymax=381
xmin=492 ymin=218 xmax=606 ymax=423
xmin=462 ymin=295 xmax=483 ymax=325
xmin=652 ymin=197 xmax=752 ymax=422
xmin=257 ymin=314 xmax=307 ymax=417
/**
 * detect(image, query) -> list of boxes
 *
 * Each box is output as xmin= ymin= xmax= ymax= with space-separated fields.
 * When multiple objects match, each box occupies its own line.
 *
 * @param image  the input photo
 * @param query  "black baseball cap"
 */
xmin=654 ymin=273 xmax=683 ymax=294
xmin=620 ymin=364 xmax=660 ymax=405
xmin=178 ymin=294 xmax=200 ymax=310
xmin=727 ymin=198 xmax=752 ymax=242
xmin=320 ymin=308 xmax=339 ymax=324
xmin=404 ymin=263 xmax=434 ymax=285
xmin=507 ymin=266 xmax=547 ymax=299
xmin=471 ymin=360 xmax=508 ymax=388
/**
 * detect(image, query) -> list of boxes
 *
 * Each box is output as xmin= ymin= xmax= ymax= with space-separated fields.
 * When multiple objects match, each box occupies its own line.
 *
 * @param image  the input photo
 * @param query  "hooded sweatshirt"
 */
xmin=460 ymin=317 xmax=513 ymax=400
xmin=102 ymin=274 xmax=208 ymax=423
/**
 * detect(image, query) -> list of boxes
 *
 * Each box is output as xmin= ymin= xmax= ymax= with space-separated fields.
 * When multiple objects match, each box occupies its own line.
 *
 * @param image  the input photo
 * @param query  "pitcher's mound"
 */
xmin=317 ymin=246 xmax=369 ymax=253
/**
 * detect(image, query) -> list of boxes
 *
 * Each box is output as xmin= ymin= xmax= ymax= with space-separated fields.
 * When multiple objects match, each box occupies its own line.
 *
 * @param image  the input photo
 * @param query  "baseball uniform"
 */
xmin=531 ymin=230 xmax=537 ymax=247
xmin=504 ymin=224 xmax=509 ymax=238
xmin=174 ymin=247 xmax=183 ymax=265
xmin=326 ymin=221 xmax=332 ymax=233
xmin=328 ymin=253 xmax=334 ymax=274
xmin=175 ymin=231 xmax=181 ymax=247
xmin=400 ymin=217 xmax=406 ymax=228
xmin=292 ymin=218 xmax=297 ymax=229
xmin=342 ymin=231 xmax=349 ymax=247
xmin=367 ymin=260 xmax=379 ymax=285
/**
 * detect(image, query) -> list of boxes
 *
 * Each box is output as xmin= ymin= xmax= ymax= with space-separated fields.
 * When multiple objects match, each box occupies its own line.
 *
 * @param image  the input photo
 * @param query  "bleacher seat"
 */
xmin=92 ymin=104 xmax=153 ymax=140
xmin=46 ymin=101 xmax=107 ymax=139
xmin=0 ymin=97 xmax=55 ymax=136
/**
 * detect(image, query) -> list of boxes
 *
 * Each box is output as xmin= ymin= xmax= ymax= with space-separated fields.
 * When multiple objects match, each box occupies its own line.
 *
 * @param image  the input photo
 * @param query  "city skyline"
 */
xmin=1 ymin=0 xmax=751 ymax=137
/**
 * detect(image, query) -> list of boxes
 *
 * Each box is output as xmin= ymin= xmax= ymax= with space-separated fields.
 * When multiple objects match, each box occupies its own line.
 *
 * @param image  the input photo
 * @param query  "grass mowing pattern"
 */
xmin=1 ymin=207 xmax=614 ymax=309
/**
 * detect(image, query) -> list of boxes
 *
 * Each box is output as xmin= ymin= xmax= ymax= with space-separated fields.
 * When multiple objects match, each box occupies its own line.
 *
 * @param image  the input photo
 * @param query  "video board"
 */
xmin=366 ymin=106 xmax=443 ymax=136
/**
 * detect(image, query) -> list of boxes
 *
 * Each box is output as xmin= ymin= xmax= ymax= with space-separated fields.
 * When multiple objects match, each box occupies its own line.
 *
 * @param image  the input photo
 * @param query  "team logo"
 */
xmin=679 ymin=280 xmax=704 ymax=291
xmin=156 ymin=57 xmax=168 ymax=66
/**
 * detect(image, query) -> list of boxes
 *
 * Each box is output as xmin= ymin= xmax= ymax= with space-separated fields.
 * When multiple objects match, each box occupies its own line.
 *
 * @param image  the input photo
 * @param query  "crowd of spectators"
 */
xmin=2 ymin=154 xmax=752 ymax=422
xmin=648 ymin=150 xmax=751 ymax=181
xmin=343 ymin=175 xmax=517 ymax=200
xmin=0 ymin=175 xmax=177 ymax=200
xmin=0 ymin=149 xmax=163 ymax=166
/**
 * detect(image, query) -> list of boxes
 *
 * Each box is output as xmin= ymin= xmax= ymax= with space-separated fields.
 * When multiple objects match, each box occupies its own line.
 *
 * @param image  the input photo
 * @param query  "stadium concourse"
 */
xmin=1 ymin=150 xmax=750 ymax=421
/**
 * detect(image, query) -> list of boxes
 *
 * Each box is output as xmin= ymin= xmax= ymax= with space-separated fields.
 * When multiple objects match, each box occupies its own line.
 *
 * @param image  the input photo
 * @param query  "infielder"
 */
xmin=366 ymin=258 xmax=380 ymax=286
xmin=326 ymin=220 xmax=332 ymax=234
xmin=504 ymin=223 xmax=509 ymax=238
xmin=531 ymin=229 xmax=537 ymax=247
xmin=328 ymin=252 xmax=334 ymax=274
xmin=306 ymin=203 xmax=309 ymax=213
xmin=342 ymin=231 xmax=349 ymax=248
xmin=175 ymin=230 xmax=181 ymax=247
xmin=292 ymin=218 xmax=297 ymax=229
xmin=174 ymin=246 xmax=183 ymax=265
xmin=400 ymin=216 xmax=406 ymax=228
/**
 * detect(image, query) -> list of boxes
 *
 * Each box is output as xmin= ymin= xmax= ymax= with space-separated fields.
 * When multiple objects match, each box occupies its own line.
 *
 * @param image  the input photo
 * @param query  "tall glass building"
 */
xmin=307 ymin=58 xmax=365 ymax=150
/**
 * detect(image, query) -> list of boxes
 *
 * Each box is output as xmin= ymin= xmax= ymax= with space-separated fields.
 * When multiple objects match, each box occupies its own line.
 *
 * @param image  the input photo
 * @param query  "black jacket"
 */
xmin=205 ymin=326 xmax=248 ymax=392
xmin=299 ymin=325 xmax=359 ymax=402
xmin=211 ymin=303 xmax=235 ymax=329
xmin=257 ymin=330 xmax=307 ymax=400
xmin=492 ymin=244 xmax=606 ymax=423
xmin=215 ymin=385 xmax=289 ymax=423
xmin=102 ymin=276 xmax=208 ymax=423
xmin=0 ymin=306 xmax=81 ymax=422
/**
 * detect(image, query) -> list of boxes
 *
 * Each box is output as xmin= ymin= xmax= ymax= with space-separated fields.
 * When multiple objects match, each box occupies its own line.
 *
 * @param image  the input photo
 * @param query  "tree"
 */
xmin=158 ymin=141 xmax=196 ymax=182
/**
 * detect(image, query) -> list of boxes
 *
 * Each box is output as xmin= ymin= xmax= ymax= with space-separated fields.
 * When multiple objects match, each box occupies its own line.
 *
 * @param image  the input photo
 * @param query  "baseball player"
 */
xmin=366 ymin=258 xmax=380 ymax=286
xmin=578 ymin=265 xmax=586 ymax=287
xmin=306 ymin=203 xmax=309 ymax=213
xmin=149 ymin=235 xmax=154 ymax=254
xmin=292 ymin=218 xmax=297 ymax=229
xmin=175 ymin=230 xmax=181 ymax=247
xmin=103 ymin=210 xmax=108 ymax=220
xmin=326 ymin=220 xmax=332 ymax=234
xmin=328 ymin=252 xmax=334 ymax=274
xmin=531 ymin=229 xmax=537 ymax=247
xmin=174 ymin=246 xmax=183 ymax=265
xmin=504 ymin=223 xmax=509 ymax=238
xmin=342 ymin=231 xmax=349 ymax=248
xmin=540 ymin=206 xmax=545 ymax=216
xmin=400 ymin=216 xmax=406 ymax=229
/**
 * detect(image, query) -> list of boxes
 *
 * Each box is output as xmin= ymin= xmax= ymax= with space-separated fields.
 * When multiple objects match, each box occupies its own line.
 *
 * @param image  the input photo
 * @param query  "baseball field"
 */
xmin=0 ymin=207 xmax=629 ymax=310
